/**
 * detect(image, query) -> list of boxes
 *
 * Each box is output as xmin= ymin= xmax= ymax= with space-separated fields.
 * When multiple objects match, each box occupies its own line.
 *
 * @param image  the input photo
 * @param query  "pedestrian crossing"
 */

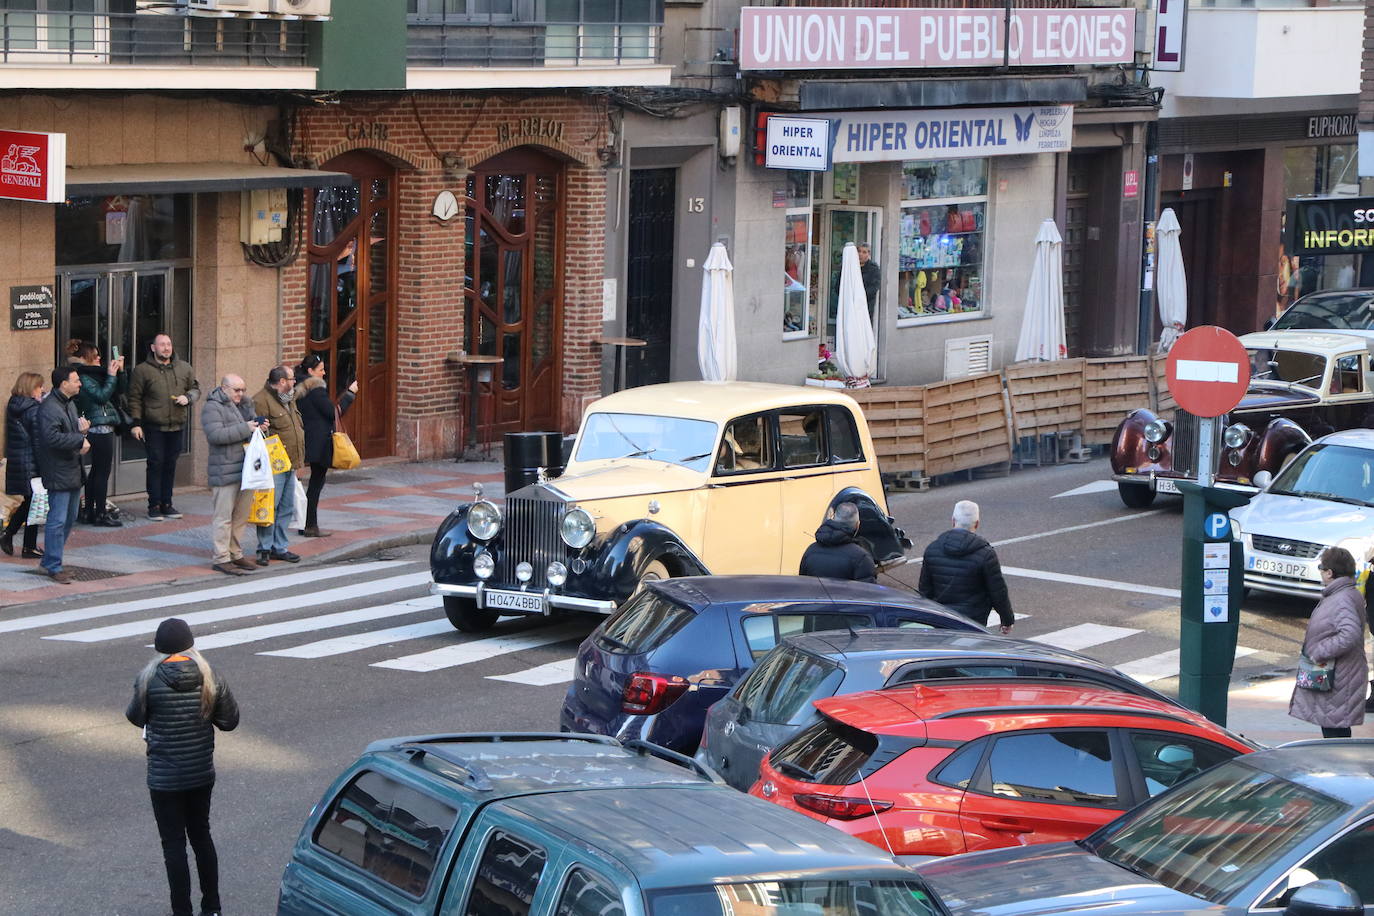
xmin=2 ymin=558 xmax=1270 ymax=689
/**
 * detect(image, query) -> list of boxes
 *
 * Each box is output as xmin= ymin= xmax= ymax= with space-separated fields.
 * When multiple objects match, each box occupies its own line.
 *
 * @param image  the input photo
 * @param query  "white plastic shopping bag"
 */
xmin=26 ymin=477 xmax=48 ymax=526
xmin=293 ymin=476 xmax=307 ymax=526
xmin=240 ymin=428 xmax=275 ymax=491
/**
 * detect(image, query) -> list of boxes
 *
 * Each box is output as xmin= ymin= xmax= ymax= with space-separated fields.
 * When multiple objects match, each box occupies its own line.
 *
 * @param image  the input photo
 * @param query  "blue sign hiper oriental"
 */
xmin=813 ymin=104 xmax=1075 ymax=163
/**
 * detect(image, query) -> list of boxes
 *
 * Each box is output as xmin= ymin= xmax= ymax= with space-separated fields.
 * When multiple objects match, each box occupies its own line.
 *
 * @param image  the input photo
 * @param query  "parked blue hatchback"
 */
xmin=277 ymin=732 xmax=933 ymax=916
xmin=559 ymin=575 xmax=981 ymax=755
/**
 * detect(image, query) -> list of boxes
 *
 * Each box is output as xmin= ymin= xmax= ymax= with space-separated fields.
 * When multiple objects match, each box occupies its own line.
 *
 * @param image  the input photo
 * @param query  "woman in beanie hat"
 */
xmin=126 ymin=617 xmax=239 ymax=916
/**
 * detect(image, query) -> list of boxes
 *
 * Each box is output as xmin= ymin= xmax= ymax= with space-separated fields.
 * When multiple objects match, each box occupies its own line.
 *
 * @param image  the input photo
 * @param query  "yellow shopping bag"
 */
xmin=250 ymin=488 xmax=275 ymax=527
xmin=264 ymin=434 xmax=292 ymax=474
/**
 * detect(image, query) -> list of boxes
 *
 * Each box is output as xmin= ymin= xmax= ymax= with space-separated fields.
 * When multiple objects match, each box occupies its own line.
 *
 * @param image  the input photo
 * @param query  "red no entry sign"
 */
xmin=1166 ymin=326 xmax=1251 ymax=417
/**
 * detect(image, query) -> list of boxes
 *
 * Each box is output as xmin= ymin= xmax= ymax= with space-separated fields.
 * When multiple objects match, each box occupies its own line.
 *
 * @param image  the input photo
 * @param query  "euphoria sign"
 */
xmin=10 ymin=284 xmax=54 ymax=331
xmin=1286 ymin=195 xmax=1374 ymax=256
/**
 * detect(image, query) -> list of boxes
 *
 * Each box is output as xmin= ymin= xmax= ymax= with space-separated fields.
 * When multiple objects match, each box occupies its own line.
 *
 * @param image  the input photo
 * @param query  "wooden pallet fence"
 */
xmin=1002 ymin=358 xmax=1087 ymax=439
xmin=1149 ymin=352 xmax=1178 ymax=420
xmin=1082 ymin=356 xmax=1152 ymax=446
xmin=922 ymin=372 xmax=1013 ymax=477
xmin=845 ymin=386 xmax=926 ymax=477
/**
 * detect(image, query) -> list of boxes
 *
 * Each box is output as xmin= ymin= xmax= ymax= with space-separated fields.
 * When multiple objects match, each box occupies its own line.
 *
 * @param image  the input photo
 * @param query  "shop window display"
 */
xmin=783 ymin=171 xmax=816 ymax=338
xmin=897 ymin=159 xmax=988 ymax=325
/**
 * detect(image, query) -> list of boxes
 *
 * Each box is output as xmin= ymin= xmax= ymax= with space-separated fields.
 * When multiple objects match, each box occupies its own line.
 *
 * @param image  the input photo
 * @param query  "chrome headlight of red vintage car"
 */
xmin=1144 ymin=418 xmax=1171 ymax=444
xmin=1223 ymin=423 xmax=1252 ymax=449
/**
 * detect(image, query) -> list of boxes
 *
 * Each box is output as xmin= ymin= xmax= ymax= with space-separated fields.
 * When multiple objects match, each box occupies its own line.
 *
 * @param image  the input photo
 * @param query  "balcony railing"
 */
xmin=768 ymin=0 xmax=1123 ymax=7
xmin=0 ymin=11 xmax=308 ymax=66
xmin=408 ymin=18 xmax=660 ymax=66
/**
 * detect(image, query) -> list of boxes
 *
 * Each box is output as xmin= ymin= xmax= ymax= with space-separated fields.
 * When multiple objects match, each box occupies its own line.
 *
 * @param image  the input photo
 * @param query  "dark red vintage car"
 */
xmin=1110 ymin=330 xmax=1374 ymax=508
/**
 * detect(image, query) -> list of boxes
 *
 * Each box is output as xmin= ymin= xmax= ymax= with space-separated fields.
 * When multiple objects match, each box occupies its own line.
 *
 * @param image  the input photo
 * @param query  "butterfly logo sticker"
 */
xmin=1012 ymin=112 xmax=1036 ymax=143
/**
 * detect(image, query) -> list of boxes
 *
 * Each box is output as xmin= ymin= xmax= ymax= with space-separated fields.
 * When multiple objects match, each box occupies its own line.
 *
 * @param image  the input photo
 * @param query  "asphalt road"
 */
xmin=0 ymin=456 xmax=1315 ymax=915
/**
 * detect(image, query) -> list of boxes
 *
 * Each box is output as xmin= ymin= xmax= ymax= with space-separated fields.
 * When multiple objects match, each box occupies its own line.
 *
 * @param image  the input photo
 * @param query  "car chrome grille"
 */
xmin=1251 ymin=535 xmax=1324 ymax=559
xmin=1171 ymin=412 xmax=1198 ymax=477
xmin=499 ymin=496 xmax=565 ymax=588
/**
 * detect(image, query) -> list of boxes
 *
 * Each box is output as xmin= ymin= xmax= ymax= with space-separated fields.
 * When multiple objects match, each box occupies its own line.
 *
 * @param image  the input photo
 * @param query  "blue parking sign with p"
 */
xmin=1204 ymin=512 xmax=1231 ymax=540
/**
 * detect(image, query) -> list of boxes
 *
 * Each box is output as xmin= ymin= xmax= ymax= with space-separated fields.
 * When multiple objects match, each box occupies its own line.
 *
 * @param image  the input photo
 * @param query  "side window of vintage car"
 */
xmin=1334 ymin=355 xmax=1364 ymax=394
xmin=716 ymin=414 xmax=770 ymax=474
xmin=313 ymin=770 xmax=459 ymax=898
xmin=826 ymin=406 xmax=864 ymax=464
xmin=778 ymin=409 xmax=826 ymax=468
xmin=465 ymin=830 xmax=549 ymax=916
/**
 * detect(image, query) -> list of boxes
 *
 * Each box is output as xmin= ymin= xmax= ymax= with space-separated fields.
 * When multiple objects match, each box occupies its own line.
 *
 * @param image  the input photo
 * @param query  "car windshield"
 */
xmin=1085 ymin=761 xmax=1348 ymax=904
xmin=574 ymin=412 xmax=718 ymax=470
xmin=1248 ymin=348 xmax=1327 ymax=389
xmin=649 ymin=879 xmax=942 ymax=916
xmin=1273 ymin=292 xmax=1374 ymax=331
xmin=1268 ymin=443 xmax=1374 ymax=507
xmin=732 ymin=645 xmax=844 ymax=724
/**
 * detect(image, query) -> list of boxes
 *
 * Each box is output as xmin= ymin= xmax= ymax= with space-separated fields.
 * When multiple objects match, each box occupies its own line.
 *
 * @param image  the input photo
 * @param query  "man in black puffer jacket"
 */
xmin=126 ymin=618 xmax=239 ymax=916
xmin=919 ymin=500 xmax=1014 ymax=633
xmin=799 ymin=502 xmax=877 ymax=582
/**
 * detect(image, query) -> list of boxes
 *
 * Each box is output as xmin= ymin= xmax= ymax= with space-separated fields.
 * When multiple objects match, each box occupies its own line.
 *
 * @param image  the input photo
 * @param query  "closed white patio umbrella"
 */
xmin=697 ymin=242 xmax=738 ymax=382
xmin=834 ymin=241 xmax=876 ymax=388
xmin=1156 ymin=208 xmax=1187 ymax=354
xmin=1014 ymin=218 xmax=1067 ymax=362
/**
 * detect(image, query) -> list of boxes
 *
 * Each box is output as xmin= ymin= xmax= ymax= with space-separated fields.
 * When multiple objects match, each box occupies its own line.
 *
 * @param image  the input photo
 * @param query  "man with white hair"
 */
xmin=919 ymin=499 xmax=1014 ymax=633
xmin=202 ymin=374 xmax=264 ymax=577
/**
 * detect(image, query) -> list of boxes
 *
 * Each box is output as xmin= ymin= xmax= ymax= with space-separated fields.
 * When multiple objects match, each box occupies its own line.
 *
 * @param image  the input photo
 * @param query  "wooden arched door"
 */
xmin=465 ymin=148 xmax=563 ymax=435
xmin=306 ymin=151 xmax=397 ymax=457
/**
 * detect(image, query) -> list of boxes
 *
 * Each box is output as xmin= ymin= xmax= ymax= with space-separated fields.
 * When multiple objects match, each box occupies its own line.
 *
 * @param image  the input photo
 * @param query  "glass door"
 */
xmin=819 ymin=205 xmax=882 ymax=350
xmin=61 ymin=266 xmax=178 ymax=496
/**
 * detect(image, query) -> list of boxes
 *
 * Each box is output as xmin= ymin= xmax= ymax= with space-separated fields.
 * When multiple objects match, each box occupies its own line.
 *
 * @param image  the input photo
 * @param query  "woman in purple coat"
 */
xmin=1290 ymin=546 xmax=1369 ymax=738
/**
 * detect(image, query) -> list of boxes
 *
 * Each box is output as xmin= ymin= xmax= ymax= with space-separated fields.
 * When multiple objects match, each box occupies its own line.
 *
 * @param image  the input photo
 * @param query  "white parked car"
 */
xmin=1229 ymin=429 xmax=1374 ymax=599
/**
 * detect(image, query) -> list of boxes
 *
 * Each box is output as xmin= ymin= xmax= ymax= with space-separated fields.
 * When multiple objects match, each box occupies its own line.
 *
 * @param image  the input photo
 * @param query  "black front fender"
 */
xmin=580 ymin=520 xmax=710 ymax=604
xmin=831 ymin=487 xmax=910 ymax=565
xmin=430 ymin=505 xmax=477 ymax=583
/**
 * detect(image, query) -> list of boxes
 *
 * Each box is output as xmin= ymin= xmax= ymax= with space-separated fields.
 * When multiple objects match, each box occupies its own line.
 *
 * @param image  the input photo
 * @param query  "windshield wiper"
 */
xmin=605 ymin=414 xmax=645 ymax=455
xmin=680 ymin=451 xmax=713 ymax=463
xmin=1096 ymin=849 xmax=1160 ymax=884
xmin=776 ymin=760 xmax=818 ymax=782
xmin=617 ymin=448 xmax=657 ymax=459
xmin=1284 ymin=489 xmax=1372 ymax=506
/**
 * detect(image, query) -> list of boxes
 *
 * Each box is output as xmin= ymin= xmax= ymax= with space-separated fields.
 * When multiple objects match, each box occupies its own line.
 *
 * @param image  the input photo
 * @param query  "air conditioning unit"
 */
xmin=944 ymin=334 xmax=993 ymax=379
xmin=186 ymin=0 xmax=269 ymax=13
xmin=270 ymin=0 xmax=330 ymax=16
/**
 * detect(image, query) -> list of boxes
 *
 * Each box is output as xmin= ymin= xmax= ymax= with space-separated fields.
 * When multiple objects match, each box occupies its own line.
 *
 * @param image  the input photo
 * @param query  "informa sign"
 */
xmin=739 ymin=7 xmax=1135 ymax=70
xmin=10 ymin=284 xmax=54 ymax=331
xmin=1286 ymin=195 xmax=1374 ymax=257
xmin=0 ymin=129 xmax=66 ymax=204
xmin=814 ymin=105 xmax=1073 ymax=164
xmin=1153 ymin=0 xmax=1187 ymax=72
xmin=764 ymin=116 xmax=835 ymax=171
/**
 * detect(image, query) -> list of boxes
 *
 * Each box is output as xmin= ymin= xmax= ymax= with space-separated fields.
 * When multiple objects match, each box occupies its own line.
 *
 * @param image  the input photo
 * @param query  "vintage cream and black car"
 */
xmin=1111 ymin=330 xmax=1374 ymax=508
xmin=430 ymin=382 xmax=911 ymax=631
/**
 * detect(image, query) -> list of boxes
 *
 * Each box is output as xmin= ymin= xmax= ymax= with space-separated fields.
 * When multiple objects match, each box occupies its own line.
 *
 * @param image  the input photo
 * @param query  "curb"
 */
xmin=315 ymin=526 xmax=437 ymax=565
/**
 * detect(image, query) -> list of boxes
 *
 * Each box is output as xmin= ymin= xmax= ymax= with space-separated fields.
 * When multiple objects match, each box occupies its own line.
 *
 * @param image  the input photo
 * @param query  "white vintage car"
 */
xmin=1229 ymin=428 xmax=1374 ymax=599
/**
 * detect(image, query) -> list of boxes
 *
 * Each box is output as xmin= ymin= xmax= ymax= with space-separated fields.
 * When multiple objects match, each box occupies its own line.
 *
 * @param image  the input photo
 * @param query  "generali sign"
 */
xmin=739 ymin=7 xmax=1135 ymax=70
xmin=0 ymin=129 xmax=66 ymax=204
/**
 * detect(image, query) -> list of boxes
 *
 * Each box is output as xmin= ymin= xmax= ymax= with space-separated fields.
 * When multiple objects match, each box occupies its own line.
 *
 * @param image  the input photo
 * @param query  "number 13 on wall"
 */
xmin=687 ymin=197 xmax=705 ymax=212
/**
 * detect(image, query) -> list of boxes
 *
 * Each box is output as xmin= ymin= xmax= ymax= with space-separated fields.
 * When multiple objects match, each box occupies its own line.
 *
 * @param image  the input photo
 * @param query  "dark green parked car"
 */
xmin=277 ymin=732 xmax=937 ymax=916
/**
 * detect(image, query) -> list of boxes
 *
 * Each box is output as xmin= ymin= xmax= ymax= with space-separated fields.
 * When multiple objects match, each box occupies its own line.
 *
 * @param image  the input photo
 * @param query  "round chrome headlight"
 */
xmin=560 ymin=507 xmax=595 ymax=549
xmin=1223 ymin=423 xmax=1252 ymax=450
xmin=1143 ymin=419 xmax=1170 ymax=444
xmin=473 ymin=552 xmax=495 ymax=580
xmin=546 ymin=561 xmax=568 ymax=587
xmin=467 ymin=500 xmax=502 ymax=541
xmin=515 ymin=562 xmax=533 ymax=583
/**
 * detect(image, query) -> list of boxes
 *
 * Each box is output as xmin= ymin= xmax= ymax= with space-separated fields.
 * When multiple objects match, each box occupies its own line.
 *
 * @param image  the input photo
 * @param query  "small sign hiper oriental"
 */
xmin=764 ymin=117 xmax=835 ymax=171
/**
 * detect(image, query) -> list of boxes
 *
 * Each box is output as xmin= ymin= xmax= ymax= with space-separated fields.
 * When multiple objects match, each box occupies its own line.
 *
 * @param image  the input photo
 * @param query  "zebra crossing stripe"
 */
xmin=259 ymin=619 xmax=455 ymax=659
xmin=487 ymin=658 xmax=577 ymax=686
xmin=192 ymin=596 xmax=442 ymax=651
xmin=1116 ymin=646 xmax=1258 ymax=684
xmin=0 ymin=560 xmax=408 ymax=634
xmin=372 ymin=623 xmax=585 ymax=673
xmin=45 ymin=572 xmax=432 ymax=643
xmin=1000 ymin=566 xmax=1182 ymax=599
xmin=1030 ymin=623 xmax=1141 ymax=652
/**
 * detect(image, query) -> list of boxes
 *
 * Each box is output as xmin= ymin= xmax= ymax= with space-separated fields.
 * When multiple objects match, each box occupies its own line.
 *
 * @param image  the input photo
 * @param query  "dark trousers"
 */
xmin=306 ymin=462 xmax=328 ymax=529
xmin=149 ymin=783 xmax=220 ymax=916
xmin=83 ymin=431 xmax=115 ymax=517
xmin=0 ymin=493 xmax=39 ymax=552
xmin=145 ymin=428 xmax=183 ymax=509
xmin=1322 ymin=726 xmax=1352 ymax=738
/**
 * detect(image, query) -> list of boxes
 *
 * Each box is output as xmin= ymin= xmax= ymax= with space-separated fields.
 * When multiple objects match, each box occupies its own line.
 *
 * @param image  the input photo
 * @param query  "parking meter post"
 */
xmin=1177 ymin=480 xmax=1252 ymax=726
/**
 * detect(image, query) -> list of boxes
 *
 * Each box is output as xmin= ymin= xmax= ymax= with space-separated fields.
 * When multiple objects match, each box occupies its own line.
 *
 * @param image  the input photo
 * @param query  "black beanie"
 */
xmin=154 ymin=618 xmax=194 ymax=655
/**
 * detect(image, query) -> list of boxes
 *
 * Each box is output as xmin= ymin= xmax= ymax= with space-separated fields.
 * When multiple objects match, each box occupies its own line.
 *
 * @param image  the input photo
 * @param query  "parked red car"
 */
xmin=750 ymin=680 xmax=1256 ymax=860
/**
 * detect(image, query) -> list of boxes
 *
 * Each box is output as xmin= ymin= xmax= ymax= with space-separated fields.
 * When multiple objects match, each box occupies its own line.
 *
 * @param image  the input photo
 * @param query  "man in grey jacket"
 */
xmin=36 ymin=366 xmax=91 ymax=583
xmin=202 ymin=375 xmax=263 ymax=577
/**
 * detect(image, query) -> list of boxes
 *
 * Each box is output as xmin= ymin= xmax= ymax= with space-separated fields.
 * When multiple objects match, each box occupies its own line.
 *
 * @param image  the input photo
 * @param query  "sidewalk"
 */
xmin=0 ymin=458 xmax=504 ymax=610
xmin=1225 ymin=675 xmax=1374 ymax=746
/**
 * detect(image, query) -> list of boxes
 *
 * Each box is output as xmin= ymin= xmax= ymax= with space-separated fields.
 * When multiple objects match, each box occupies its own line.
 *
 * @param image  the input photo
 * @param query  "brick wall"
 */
xmin=290 ymin=93 xmax=609 ymax=459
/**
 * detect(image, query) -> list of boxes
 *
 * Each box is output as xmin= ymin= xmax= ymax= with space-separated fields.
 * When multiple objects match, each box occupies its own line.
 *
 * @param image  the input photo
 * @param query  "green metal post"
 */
xmin=1176 ymin=480 xmax=1252 ymax=725
xmin=313 ymin=0 xmax=407 ymax=91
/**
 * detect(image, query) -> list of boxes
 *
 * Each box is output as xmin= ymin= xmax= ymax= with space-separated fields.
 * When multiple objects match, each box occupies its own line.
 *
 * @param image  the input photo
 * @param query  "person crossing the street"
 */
xmin=919 ymin=499 xmax=1015 ymax=634
xmin=799 ymin=501 xmax=877 ymax=583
